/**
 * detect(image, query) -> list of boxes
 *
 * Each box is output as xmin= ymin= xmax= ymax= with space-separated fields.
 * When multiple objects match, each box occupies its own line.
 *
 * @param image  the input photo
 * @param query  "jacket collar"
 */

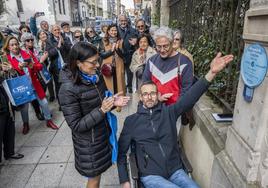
xmin=137 ymin=101 xmax=162 ymax=115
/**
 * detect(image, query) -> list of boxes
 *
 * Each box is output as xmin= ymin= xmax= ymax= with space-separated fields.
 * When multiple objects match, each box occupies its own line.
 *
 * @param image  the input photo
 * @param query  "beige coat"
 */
xmin=130 ymin=47 xmax=156 ymax=92
xmin=101 ymin=41 xmax=126 ymax=95
xmin=130 ymin=46 xmax=156 ymax=73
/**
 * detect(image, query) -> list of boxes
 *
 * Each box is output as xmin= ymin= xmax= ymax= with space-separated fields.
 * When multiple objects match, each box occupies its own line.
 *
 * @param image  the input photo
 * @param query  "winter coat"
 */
xmin=117 ymin=26 xmax=139 ymax=64
xmin=49 ymin=34 xmax=72 ymax=64
xmin=130 ymin=46 xmax=156 ymax=73
xmin=117 ymin=78 xmax=210 ymax=184
xmin=85 ymin=35 xmax=102 ymax=50
xmin=7 ymin=49 xmax=46 ymax=99
xmin=99 ymin=39 xmax=126 ymax=95
xmin=58 ymin=68 xmax=112 ymax=177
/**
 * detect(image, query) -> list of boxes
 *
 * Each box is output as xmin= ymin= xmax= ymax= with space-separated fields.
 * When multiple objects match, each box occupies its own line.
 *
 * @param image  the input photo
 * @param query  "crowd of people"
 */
xmin=0 ymin=12 xmax=234 ymax=188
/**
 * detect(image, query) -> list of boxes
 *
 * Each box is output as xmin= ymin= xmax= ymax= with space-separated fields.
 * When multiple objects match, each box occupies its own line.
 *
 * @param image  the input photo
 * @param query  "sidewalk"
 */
xmin=0 ymin=94 xmax=138 ymax=188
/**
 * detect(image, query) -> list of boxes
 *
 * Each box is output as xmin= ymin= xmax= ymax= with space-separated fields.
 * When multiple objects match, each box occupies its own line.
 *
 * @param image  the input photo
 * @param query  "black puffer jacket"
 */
xmin=58 ymin=68 xmax=112 ymax=177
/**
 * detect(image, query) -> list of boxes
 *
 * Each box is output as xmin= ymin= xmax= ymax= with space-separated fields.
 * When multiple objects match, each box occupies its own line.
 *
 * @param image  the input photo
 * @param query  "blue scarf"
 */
xmin=79 ymin=71 xmax=98 ymax=84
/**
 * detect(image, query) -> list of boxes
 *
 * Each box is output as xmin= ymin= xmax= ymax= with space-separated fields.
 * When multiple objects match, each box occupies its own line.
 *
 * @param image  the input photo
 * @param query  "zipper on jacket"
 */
xmin=149 ymin=109 xmax=170 ymax=176
xmin=149 ymin=109 xmax=166 ymax=158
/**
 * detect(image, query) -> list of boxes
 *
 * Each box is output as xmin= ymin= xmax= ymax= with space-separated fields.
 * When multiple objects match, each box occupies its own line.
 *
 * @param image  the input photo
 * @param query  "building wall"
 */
xmin=0 ymin=0 xmax=72 ymax=26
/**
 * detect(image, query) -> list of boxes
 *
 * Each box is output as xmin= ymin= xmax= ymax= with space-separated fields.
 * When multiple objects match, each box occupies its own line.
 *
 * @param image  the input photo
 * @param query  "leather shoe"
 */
xmin=5 ymin=153 xmax=24 ymax=160
xmin=36 ymin=113 xmax=45 ymax=121
xmin=47 ymin=120 xmax=59 ymax=130
xmin=22 ymin=123 xmax=30 ymax=135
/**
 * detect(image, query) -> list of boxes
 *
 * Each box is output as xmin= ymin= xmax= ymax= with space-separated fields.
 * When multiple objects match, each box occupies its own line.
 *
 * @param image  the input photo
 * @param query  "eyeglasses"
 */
xmin=83 ymin=59 xmax=99 ymax=65
xmin=156 ymin=44 xmax=170 ymax=51
xmin=174 ymin=38 xmax=180 ymax=41
xmin=137 ymin=25 xmax=144 ymax=29
xmin=25 ymin=39 xmax=34 ymax=42
xmin=141 ymin=91 xmax=157 ymax=99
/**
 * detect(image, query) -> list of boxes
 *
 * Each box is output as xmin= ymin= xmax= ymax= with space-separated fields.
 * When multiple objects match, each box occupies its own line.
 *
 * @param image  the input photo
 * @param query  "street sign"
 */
xmin=241 ymin=43 xmax=268 ymax=102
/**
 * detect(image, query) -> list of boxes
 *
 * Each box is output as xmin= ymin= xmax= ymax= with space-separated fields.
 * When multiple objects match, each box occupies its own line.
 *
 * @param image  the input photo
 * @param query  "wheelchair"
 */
xmin=127 ymin=139 xmax=193 ymax=188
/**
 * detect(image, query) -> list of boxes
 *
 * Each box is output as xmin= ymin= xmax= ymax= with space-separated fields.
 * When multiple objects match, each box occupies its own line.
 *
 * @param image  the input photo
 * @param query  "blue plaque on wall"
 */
xmin=241 ymin=43 xmax=268 ymax=102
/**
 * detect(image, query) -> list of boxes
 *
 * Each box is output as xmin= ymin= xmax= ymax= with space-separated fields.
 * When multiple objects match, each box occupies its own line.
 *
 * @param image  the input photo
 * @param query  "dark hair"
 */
xmin=74 ymin=30 xmax=84 ymax=41
xmin=84 ymin=26 xmax=97 ymax=40
xmin=103 ymin=24 xmax=120 ymax=46
xmin=68 ymin=42 xmax=98 ymax=84
xmin=135 ymin=18 xmax=145 ymax=26
xmin=37 ymin=30 xmax=48 ymax=41
xmin=137 ymin=33 xmax=152 ymax=47
xmin=139 ymin=80 xmax=158 ymax=92
xmin=19 ymin=24 xmax=30 ymax=32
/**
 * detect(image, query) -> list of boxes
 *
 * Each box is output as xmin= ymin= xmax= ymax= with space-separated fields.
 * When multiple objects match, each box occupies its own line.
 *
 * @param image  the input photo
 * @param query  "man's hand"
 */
xmin=205 ymin=52 xmax=234 ymax=82
xmin=114 ymin=92 xmax=130 ymax=107
xmin=121 ymin=181 xmax=131 ymax=188
xmin=159 ymin=93 xmax=173 ymax=102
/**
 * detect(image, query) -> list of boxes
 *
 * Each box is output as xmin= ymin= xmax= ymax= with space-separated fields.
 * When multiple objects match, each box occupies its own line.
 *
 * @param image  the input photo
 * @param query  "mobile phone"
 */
xmin=36 ymin=12 xmax=45 ymax=16
xmin=24 ymin=58 xmax=32 ymax=63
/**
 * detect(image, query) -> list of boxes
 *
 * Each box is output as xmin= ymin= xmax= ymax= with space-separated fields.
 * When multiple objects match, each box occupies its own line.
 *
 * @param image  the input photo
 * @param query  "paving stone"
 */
xmin=68 ymin=150 xmax=74 ymax=163
xmin=59 ymin=162 xmax=87 ymax=187
xmin=40 ymin=146 xmax=73 ymax=164
xmin=25 ymin=163 xmax=66 ymax=187
xmin=8 ymin=146 xmax=46 ymax=165
xmin=0 ymin=164 xmax=35 ymax=188
xmin=100 ymin=165 xmax=120 ymax=186
xmin=49 ymin=131 xmax=73 ymax=146
xmin=24 ymin=131 xmax=56 ymax=147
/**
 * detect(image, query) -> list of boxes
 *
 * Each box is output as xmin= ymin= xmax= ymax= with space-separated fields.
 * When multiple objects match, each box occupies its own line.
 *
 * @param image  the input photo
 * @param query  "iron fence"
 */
xmin=168 ymin=0 xmax=250 ymax=112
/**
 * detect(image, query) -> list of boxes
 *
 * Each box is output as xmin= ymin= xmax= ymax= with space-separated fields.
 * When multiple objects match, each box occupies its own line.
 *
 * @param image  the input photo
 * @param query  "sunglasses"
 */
xmin=75 ymin=35 xmax=81 ymax=38
xmin=25 ymin=39 xmax=34 ymax=42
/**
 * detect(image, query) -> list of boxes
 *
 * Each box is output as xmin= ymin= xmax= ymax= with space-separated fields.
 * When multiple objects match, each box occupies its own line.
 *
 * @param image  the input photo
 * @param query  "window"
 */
xmin=58 ymin=0 xmax=62 ymax=14
xmin=82 ymin=6 xmax=86 ymax=18
xmin=62 ymin=0 xmax=66 ymax=15
xmin=16 ymin=0 xmax=23 ymax=12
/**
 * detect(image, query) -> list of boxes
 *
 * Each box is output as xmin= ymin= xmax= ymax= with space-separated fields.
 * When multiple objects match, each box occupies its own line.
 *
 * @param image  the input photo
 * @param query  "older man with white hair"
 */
xmin=142 ymin=26 xmax=193 ymax=105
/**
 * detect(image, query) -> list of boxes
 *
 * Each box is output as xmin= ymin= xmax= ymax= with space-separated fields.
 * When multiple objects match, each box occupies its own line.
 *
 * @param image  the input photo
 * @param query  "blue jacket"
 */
xmin=117 ymin=78 xmax=210 ymax=183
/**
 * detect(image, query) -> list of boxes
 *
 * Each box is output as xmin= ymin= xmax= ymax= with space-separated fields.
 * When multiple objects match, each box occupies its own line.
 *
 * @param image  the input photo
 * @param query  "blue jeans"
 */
xmin=37 ymin=97 xmax=51 ymax=120
xmin=141 ymin=169 xmax=200 ymax=188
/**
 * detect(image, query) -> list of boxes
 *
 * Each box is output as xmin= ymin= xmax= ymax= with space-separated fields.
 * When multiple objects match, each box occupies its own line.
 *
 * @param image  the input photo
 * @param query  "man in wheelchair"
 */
xmin=117 ymin=53 xmax=233 ymax=188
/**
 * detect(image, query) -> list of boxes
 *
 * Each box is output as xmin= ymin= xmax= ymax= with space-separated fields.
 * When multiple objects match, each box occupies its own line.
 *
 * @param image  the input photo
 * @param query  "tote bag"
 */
xmin=2 ymin=75 xmax=36 ymax=106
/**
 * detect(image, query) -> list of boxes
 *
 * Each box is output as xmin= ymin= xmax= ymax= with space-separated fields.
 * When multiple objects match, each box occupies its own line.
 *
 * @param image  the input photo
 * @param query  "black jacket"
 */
xmin=117 ymin=26 xmax=138 ymax=64
xmin=58 ymin=68 xmax=112 ymax=177
xmin=49 ymin=34 xmax=72 ymax=64
xmin=0 ymin=86 xmax=8 ymax=114
xmin=117 ymin=78 xmax=210 ymax=183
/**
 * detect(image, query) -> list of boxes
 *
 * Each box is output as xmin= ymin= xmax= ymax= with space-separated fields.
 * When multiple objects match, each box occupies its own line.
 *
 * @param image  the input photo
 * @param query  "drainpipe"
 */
xmin=52 ymin=0 xmax=57 ymax=24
